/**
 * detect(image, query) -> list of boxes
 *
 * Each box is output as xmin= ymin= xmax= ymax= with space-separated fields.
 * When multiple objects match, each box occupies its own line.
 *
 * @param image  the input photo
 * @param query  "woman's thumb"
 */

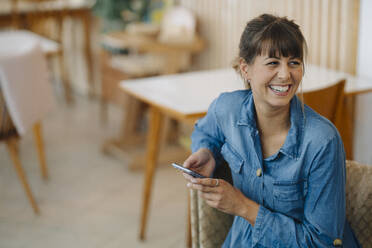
xmin=183 ymin=154 xmax=198 ymax=168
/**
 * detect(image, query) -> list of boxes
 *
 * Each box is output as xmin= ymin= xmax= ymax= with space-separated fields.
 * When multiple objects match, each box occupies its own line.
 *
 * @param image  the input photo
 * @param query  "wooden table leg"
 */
xmin=82 ymin=11 xmax=94 ymax=97
xmin=57 ymin=50 xmax=74 ymax=104
xmin=139 ymin=106 xmax=163 ymax=240
xmin=56 ymin=14 xmax=73 ymax=104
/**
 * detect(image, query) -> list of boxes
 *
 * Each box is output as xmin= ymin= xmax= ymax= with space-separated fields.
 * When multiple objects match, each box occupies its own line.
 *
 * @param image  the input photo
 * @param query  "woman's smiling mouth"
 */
xmin=268 ymin=84 xmax=292 ymax=95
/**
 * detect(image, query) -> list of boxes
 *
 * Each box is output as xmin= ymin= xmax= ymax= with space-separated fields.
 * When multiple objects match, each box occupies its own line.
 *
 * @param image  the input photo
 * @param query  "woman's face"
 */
xmin=241 ymin=53 xmax=303 ymax=111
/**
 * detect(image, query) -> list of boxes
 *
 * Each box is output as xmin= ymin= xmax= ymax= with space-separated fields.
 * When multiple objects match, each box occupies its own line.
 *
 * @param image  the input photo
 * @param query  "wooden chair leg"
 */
xmin=119 ymin=97 xmax=147 ymax=146
xmin=33 ymin=122 xmax=48 ymax=180
xmin=186 ymin=189 xmax=192 ymax=248
xmin=6 ymin=138 xmax=40 ymax=214
xmin=57 ymin=51 xmax=74 ymax=104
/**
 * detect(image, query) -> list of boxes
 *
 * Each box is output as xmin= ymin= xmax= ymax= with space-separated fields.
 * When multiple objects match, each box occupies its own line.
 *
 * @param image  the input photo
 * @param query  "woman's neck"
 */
xmin=255 ymin=103 xmax=291 ymax=137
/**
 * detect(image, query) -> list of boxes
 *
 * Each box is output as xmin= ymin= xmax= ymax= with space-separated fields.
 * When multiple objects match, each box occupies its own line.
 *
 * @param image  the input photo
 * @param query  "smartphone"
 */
xmin=171 ymin=163 xmax=206 ymax=178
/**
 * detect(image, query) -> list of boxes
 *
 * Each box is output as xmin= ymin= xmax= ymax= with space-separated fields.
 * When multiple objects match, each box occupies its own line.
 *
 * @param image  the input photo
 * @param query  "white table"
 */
xmin=121 ymin=64 xmax=367 ymax=118
xmin=119 ymin=64 xmax=372 ymax=241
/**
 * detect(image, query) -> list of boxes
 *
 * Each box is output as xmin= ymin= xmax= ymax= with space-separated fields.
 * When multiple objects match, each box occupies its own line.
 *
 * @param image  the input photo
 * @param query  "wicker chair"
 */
xmin=189 ymin=160 xmax=372 ymax=247
xmin=0 ymin=91 xmax=48 ymax=214
xmin=345 ymin=160 xmax=372 ymax=247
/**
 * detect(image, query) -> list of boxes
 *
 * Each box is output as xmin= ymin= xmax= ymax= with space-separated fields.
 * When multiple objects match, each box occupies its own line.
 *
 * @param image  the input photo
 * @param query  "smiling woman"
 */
xmin=182 ymin=14 xmax=361 ymax=247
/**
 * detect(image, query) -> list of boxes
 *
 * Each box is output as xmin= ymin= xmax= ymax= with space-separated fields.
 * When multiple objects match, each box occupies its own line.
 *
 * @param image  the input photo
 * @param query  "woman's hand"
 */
xmin=183 ymin=148 xmax=216 ymax=178
xmin=184 ymin=175 xmax=260 ymax=226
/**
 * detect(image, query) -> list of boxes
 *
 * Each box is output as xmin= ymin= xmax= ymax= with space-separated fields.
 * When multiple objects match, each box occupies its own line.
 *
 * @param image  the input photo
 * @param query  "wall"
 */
xmin=354 ymin=0 xmax=372 ymax=164
xmin=179 ymin=0 xmax=359 ymax=74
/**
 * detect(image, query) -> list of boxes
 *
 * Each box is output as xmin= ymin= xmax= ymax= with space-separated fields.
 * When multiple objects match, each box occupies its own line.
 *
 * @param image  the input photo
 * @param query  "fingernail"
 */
xmin=187 ymin=183 xmax=191 ymax=187
xmin=191 ymin=179 xmax=197 ymax=183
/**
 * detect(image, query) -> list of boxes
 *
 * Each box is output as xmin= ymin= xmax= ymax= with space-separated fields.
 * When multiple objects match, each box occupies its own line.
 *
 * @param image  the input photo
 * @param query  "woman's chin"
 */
xmin=266 ymin=98 xmax=292 ymax=109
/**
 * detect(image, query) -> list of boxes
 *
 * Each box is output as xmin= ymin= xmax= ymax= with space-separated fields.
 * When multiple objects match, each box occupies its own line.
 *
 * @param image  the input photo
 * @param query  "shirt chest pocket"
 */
xmin=273 ymin=180 xmax=307 ymax=220
xmin=221 ymin=143 xmax=244 ymax=189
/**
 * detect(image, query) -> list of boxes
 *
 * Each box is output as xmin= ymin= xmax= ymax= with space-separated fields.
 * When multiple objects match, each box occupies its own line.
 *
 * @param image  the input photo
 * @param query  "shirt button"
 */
xmin=256 ymin=168 xmax=262 ymax=177
xmin=333 ymin=239 xmax=342 ymax=246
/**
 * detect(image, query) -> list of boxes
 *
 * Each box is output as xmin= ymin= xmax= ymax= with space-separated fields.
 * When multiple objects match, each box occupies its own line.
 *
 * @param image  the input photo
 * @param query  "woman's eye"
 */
xmin=266 ymin=61 xmax=278 ymax=65
xmin=289 ymin=61 xmax=301 ymax=66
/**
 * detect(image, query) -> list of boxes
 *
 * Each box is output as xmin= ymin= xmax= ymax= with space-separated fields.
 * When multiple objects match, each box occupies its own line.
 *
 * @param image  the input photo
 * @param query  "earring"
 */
xmin=244 ymin=79 xmax=251 ymax=89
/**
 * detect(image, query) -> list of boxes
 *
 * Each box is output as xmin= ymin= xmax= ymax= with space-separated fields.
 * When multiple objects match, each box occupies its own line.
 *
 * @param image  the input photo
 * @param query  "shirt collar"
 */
xmin=237 ymin=90 xmax=257 ymax=129
xmin=280 ymin=96 xmax=304 ymax=160
xmin=237 ymin=90 xmax=304 ymax=160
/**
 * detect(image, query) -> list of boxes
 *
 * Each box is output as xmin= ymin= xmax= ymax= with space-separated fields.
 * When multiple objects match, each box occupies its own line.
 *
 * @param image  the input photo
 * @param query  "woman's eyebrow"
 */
xmin=264 ymin=55 xmax=301 ymax=60
xmin=264 ymin=56 xmax=280 ymax=60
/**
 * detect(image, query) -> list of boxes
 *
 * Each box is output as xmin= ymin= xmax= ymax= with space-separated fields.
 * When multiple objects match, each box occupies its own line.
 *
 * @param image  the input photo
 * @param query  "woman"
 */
xmin=183 ymin=14 xmax=360 ymax=247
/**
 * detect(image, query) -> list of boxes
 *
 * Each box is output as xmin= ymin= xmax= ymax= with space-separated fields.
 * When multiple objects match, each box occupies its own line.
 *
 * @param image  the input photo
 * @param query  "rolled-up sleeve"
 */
xmin=252 ymin=135 xmax=346 ymax=247
xmin=191 ymin=97 xmax=225 ymax=160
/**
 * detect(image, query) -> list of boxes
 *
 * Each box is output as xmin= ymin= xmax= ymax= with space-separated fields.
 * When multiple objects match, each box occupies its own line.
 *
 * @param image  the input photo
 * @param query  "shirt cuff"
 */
xmin=252 ymin=205 xmax=269 ymax=246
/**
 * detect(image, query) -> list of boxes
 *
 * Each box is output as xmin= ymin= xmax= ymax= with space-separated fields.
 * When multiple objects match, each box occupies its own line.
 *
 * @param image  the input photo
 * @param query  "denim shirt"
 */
xmin=191 ymin=90 xmax=360 ymax=248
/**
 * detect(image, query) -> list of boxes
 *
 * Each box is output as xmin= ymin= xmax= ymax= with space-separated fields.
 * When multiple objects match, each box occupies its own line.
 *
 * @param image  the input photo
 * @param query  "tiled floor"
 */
xmin=0 ymin=97 xmax=189 ymax=248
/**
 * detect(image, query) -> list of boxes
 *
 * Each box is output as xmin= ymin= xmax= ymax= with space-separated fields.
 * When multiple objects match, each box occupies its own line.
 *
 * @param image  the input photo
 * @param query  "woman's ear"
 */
xmin=239 ymin=58 xmax=250 ymax=80
xmin=239 ymin=58 xmax=252 ymax=89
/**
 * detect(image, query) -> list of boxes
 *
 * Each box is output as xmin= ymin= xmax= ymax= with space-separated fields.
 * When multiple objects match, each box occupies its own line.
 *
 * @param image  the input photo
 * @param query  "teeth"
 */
xmin=269 ymin=85 xmax=290 ymax=92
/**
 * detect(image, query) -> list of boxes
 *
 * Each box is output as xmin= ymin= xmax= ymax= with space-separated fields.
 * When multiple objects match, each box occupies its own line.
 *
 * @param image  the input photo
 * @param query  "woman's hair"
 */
xmin=233 ymin=14 xmax=308 ymax=88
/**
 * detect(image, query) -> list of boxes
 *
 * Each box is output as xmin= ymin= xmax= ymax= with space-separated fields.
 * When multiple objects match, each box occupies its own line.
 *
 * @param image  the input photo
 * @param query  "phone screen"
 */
xmin=171 ymin=163 xmax=206 ymax=178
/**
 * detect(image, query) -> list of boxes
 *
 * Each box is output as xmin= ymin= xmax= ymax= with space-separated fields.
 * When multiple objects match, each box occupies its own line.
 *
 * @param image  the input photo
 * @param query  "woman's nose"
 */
xmin=277 ymin=65 xmax=290 ymax=81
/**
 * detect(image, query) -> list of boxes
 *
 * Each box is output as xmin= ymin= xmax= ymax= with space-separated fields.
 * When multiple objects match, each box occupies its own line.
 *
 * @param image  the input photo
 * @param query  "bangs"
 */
xmin=258 ymin=22 xmax=304 ymax=60
xmin=238 ymin=14 xmax=307 ymax=65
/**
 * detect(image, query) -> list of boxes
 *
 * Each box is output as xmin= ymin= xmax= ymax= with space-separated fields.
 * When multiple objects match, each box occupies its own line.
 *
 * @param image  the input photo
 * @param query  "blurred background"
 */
xmin=0 ymin=0 xmax=371 ymax=247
